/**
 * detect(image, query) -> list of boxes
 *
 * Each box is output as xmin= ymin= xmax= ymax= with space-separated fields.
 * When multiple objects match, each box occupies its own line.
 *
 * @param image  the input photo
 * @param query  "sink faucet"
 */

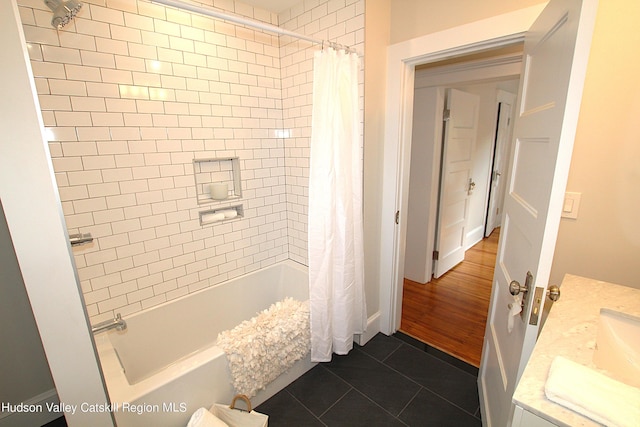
xmin=91 ymin=313 xmax=127 ymax=334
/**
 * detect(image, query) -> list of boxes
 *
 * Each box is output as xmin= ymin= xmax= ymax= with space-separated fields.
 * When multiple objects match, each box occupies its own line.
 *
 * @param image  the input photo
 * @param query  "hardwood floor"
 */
xmin=400 ymin=228 xmax=500 ymax=367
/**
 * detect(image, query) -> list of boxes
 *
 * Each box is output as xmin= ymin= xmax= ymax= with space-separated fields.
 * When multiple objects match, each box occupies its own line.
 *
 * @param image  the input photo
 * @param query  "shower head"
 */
xmin=44 ymin=0 xmax=82 ymax=29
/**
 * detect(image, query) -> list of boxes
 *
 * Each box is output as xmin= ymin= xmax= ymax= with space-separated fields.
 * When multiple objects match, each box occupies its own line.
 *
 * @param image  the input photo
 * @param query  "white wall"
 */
xmin=18 ymin=0 xmax=364 ymax=324
xmin=549 ymin=0 xmax=640 ymax=288
xmin=404 ymin=86 xmax=442 ymax=283
xmin=279 ymin=0 xmax=365 ymax=266
xmin=389 ymin=0 xmax=547 ymax=44
xmin=363 ymin=0 xmax=390 ymax=320
xmin=19 ymin=0 xmax=287 ymax=324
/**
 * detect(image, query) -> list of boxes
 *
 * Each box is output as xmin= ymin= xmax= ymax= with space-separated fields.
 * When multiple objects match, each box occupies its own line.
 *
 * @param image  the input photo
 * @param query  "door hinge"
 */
xmin=432 ymin=250 xmax=439 ymax=261
xmin=395 ymin=210 xmax=400 ymax=224
xmin=443 ymin=109 xmax=450 ymax=121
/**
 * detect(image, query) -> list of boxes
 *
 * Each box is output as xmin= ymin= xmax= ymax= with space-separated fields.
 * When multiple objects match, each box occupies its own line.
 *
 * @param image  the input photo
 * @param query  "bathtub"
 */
xmin=94 ymin=260 xmax=314 ymax=427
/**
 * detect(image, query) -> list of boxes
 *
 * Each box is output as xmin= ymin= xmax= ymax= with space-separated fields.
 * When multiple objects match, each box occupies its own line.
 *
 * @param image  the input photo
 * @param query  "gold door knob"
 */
xmin=509 ymin=280 xmax=528 ymax=296
xmin=547 ymin=285 xmax=560 ymax=301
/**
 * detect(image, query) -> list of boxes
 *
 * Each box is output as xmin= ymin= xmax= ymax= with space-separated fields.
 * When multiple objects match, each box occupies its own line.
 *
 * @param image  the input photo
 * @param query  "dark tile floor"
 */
xmin=44 ymin=333 xmax=481 ymax=427
xmin=256 ymin=333 xmax=482 ymax=427
xmin=42 ymin=415 xmax=67 ymax=427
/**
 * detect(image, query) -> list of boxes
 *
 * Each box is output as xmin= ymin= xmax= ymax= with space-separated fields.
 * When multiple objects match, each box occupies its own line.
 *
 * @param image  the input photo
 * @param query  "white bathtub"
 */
xmin=94 ymin=260 xmax=314 ymax=427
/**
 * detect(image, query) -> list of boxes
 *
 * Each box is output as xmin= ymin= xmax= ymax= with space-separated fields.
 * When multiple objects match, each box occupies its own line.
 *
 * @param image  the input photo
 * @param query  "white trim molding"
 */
xmin=354 ymin=311 xmax=381 ymax=346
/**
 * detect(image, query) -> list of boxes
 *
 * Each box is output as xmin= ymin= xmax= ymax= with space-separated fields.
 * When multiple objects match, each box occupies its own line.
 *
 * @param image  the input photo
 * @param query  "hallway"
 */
xmin=400 ymin=229 xmax=499 ymax=367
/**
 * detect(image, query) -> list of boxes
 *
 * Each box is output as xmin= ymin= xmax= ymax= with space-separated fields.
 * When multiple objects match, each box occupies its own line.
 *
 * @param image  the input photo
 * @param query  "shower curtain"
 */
xmin=308 ymin=47 xmax=366 ymax=362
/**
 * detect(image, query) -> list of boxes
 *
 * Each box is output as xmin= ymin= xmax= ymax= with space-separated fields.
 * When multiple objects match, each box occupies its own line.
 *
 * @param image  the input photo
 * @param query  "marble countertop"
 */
xmin=512 ymin=274 xmax=640 ymax=426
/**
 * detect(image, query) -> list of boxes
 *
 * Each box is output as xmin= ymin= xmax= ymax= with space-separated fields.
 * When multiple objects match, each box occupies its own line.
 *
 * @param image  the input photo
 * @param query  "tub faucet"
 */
xmin=91 ymin=313 xmax=127 ymax=334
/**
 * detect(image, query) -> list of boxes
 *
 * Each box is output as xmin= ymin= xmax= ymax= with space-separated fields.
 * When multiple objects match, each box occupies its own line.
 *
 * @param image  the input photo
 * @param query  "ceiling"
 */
xmin=240 ymin=0 xmax=301 ymax=13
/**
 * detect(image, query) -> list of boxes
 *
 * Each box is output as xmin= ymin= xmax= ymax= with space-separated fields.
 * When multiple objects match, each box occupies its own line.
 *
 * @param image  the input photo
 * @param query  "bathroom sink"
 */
xmin=593 ymin=308 xmax=640 ymax=388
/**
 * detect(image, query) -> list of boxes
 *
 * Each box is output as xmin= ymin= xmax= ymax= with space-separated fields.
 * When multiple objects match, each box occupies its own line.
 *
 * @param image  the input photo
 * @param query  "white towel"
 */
xmin=186 ymin=407 xmax=229 ymax=427
xmin=219 ymin=209 xmax=238 ymax=219
xmin=544 ymin=356 xmax=640 ymax=427
xmin=202 ymin=212 xmax=225 ymax=223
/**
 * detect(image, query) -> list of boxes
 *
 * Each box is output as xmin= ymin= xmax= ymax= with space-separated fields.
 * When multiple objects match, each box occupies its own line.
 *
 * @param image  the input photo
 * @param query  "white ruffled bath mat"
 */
xmin=216 ymin=298 xmax=310 ymax=398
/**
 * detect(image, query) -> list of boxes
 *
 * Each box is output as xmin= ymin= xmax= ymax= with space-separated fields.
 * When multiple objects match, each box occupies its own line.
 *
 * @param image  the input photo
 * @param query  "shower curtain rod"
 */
xmin=149 ymin=0 xmax=357 ymax=54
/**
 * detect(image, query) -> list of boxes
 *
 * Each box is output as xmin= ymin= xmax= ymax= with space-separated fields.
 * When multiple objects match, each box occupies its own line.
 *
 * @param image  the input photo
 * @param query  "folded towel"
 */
xmin=202 ymin=212 xmax=225 ymax=223
xmin=219 ymin=209 xmax=238 ymax=219
xmin=544 ymin=356 xmax=640 ymax=427
xmin=186 ymin=407 xmax=229 ymax=427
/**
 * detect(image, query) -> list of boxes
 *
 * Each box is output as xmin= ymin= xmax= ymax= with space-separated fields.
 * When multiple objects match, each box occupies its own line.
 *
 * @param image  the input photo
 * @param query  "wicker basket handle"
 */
xmin=230 ymin=394 xmax=252 ymax=412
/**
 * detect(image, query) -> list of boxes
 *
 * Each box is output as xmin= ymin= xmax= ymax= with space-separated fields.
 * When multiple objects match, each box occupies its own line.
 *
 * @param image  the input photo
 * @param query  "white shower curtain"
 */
xmin=308 ymin=47 xmax=366 ymax=362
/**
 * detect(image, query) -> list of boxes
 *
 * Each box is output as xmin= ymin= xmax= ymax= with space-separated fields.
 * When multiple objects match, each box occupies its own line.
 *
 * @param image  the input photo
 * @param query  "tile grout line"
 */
xmin=318 ymin=362 xmax=410 ymax=425
xmin=393 ymin=341 xmax=482 ymax=419
xmin=396 ymin=384 xmax=425 ymax=422
xmin=374 ymin=339 xmax=482 ymax=420
xmin=358 ymin=342 xmax=425 ymax=389
xmin=283 ymin=388 xmax=330 ymax=427
xmin=394 ymin=334 xmax=480 ymax=378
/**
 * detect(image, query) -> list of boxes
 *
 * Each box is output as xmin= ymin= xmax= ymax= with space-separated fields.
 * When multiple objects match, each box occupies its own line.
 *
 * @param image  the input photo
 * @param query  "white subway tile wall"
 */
xmin=280 ymin=0 xmax=364 ymax=265
xmin=18 ymin=0 xmax=364 ymax=323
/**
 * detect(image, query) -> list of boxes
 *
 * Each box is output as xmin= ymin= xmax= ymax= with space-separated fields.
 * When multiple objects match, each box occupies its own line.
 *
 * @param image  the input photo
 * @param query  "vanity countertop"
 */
xmin=512 ymin=274 xmax=640 ymax=426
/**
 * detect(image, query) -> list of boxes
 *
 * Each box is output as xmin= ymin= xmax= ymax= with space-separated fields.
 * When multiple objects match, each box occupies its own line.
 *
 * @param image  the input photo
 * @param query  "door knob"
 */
xmin=509 ymin=280 xmax=528 ymax=296
xmin=509 ymin=271 xmax=533 ymax=296
xmin=547 ymin=285 xmax=560 ymax=301
xmin=468 ymin=178 xmax=476 ymax=195
xmin=509 ymin=271 xmax=533 ymax=320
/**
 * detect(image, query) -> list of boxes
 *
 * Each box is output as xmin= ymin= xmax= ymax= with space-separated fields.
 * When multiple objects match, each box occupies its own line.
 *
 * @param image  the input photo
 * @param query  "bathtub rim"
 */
xmin=94 ymin=259 xmax=309 ymax=405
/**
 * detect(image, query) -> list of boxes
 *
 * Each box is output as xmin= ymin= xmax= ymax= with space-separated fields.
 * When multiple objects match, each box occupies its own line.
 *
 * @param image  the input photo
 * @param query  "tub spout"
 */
xmin=92 ymin=313 xmax=127 ymax=334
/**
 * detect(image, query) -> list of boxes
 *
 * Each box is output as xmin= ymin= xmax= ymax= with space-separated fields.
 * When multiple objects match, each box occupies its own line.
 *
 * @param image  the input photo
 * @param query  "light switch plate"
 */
xmin=561 ymin=192 xmax=581 ymax=219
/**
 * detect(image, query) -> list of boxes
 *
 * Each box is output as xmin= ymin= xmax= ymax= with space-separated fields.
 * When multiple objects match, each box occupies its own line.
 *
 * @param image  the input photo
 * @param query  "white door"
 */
xmin=433 ymin=89 xmax=480 ymax=278
xmin=485 ymin=91 xmax=515 ymax=237
xmin=478 ymin=0 xmax=597 ymax=426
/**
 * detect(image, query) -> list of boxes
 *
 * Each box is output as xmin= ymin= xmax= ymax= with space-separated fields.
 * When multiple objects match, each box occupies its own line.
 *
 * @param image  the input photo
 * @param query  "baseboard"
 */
xmin=0 ymin=388 xmax=60 ymax=427
xmin=354 ymin=311 xmax=381 ymax=346
xmin=466 ymin=225 xmax=484 ymax=250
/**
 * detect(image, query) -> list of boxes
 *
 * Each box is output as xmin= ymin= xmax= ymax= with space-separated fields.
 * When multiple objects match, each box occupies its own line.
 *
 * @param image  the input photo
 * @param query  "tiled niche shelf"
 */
xmin=199 ymin=205 xmax=244 ymax=226
xmin=193 ymin=157 xmax=242 ymax=204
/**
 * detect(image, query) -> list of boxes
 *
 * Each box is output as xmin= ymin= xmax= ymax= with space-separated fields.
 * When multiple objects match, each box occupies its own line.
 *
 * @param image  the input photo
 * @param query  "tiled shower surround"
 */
xmin=18 ymin=0 xmax=364 ymax=323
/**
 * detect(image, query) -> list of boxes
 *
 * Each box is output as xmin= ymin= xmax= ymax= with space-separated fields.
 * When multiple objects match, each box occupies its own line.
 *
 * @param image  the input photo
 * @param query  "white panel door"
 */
xmin=433 ymin=89 xmax=480 ymax=278
xmin=478 ymin=0 xmax=598 ymax=426
xmin=485 ymin=91 xmax=516 ymax=237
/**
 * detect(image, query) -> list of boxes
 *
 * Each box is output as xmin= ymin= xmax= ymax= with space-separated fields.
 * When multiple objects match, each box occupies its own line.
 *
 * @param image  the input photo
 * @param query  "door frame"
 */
xmin=379 ymin=5 xmax=546 ymax=334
